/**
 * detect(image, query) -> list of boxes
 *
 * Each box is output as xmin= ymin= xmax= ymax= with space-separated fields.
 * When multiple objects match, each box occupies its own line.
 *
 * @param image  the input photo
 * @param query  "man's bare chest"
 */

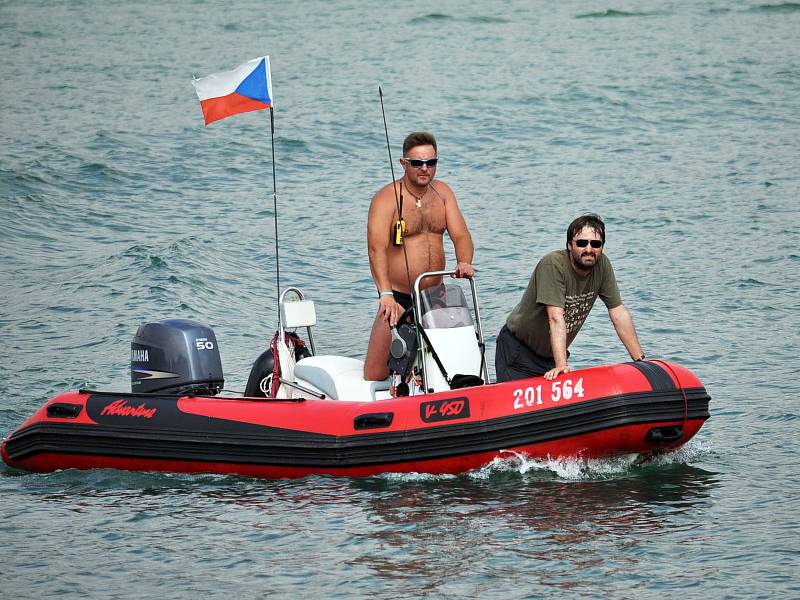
xmin=401 ymin=203 xmax=446 ymax=236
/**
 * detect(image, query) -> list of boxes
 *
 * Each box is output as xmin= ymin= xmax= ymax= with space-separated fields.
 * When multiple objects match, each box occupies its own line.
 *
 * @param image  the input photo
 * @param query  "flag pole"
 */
xmin=269 ymin=107 xmax=281 ymax=323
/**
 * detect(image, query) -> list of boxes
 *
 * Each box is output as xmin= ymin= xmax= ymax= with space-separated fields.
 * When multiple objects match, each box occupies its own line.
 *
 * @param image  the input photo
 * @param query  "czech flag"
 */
xmin=192 ymin=56 xmax=273 ymax=125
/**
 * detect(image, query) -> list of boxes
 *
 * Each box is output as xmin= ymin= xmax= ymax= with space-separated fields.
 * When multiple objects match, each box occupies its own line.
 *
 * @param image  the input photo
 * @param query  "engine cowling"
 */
xmin=131 ymin=318 xmax=224 ymax=395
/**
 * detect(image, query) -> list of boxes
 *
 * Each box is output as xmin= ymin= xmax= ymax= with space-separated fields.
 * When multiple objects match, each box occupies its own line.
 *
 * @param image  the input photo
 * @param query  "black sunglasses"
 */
xmin=573 ymin=239 xmax=603 ymax=248
xmin=404 ymin=157 xmax=438 ymax=169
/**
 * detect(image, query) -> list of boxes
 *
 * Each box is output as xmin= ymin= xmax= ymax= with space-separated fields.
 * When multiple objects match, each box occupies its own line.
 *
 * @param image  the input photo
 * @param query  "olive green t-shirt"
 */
xmin=505 ymin=250 xmax=622 ymax=357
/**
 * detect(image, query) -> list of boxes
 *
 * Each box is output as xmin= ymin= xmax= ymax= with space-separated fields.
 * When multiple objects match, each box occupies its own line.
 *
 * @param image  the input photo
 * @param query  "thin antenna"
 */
xmin=379 ymin=87 xmax=416 ymax=297
xmin=269 ymin=107 xmax=280 ymax=322
xmin=379 ymin=87 xmax=402 ymax=214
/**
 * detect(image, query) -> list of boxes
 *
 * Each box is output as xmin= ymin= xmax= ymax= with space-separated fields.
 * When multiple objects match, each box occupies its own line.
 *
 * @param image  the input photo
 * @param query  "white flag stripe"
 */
xmin=192 ymin=57 xmax=265 ymax=101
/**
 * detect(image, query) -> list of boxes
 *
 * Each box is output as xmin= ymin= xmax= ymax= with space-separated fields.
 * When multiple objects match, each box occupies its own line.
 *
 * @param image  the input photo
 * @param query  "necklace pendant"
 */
xmin=415 ymin=198 xmax=422 ymax=209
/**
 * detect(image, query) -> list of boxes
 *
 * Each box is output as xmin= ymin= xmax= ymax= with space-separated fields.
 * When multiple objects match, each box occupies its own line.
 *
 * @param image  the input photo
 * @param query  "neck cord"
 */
xmin=403 ymin=177 xmax=429 ymax=207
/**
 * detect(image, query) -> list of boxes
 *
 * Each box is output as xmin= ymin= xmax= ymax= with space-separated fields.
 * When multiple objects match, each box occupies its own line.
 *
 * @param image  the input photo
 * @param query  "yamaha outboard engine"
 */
xmin=131 ymin=318 xmax=224 ymax=395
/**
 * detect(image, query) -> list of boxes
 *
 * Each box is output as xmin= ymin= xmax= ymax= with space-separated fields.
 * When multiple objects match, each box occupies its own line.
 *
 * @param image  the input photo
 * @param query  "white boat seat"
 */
xmin=294 ymin=355 xmax=390 ymax=401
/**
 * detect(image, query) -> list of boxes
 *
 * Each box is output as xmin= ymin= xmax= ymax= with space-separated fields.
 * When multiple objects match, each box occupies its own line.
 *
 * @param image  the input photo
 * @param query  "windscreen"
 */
xmin=419 ymin=284 xmax=474 ymax=329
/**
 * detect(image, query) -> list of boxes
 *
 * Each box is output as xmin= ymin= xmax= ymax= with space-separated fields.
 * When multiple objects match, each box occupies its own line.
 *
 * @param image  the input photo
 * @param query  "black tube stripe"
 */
xmin=629 ymin=361 xmax=676 ymax=391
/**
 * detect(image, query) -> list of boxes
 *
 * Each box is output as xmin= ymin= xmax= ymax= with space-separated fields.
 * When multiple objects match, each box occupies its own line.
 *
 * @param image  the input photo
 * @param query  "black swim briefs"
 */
xmin=392 ymin=290 xmax=414 ymax=311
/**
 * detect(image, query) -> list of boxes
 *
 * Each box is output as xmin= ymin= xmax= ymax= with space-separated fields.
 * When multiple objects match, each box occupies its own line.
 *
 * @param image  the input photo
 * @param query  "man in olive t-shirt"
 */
xmin=496 ymin=214 xmax=647 ymax=382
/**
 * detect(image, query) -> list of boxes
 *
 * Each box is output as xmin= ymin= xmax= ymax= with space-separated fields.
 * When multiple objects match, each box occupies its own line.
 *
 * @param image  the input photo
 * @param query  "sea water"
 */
xmin=1 ymin=0 xmax=799 ymax=597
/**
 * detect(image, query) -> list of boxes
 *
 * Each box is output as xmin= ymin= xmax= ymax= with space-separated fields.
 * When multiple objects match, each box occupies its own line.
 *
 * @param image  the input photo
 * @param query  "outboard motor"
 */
xmin=131 ymin=318 xmax=224 ymax=395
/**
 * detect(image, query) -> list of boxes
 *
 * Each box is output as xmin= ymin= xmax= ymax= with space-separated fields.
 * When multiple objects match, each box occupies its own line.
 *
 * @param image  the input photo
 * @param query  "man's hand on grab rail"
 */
xmin=453 ymin=262 xmax=475 ymax=278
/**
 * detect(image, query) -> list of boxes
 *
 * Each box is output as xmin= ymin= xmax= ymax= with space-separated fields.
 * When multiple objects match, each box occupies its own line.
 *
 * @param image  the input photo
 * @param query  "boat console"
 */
xmin=274 ymin=271 xmax=489 ymax=400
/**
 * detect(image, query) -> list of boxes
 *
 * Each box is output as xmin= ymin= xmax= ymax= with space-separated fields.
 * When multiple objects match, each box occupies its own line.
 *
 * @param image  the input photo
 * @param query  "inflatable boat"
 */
xmin=1 ymin=272 xmax=711 ymax=479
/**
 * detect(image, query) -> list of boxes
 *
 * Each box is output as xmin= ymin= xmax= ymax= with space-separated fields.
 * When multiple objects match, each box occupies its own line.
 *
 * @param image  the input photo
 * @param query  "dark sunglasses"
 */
xmin=404 ymin=157 xmax=438 ymax=169
xmin=573 ymin=239 xmax=603 ymax=248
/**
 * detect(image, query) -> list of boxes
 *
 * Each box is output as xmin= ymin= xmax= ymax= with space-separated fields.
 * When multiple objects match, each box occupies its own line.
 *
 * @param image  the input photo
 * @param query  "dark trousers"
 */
xmin=495 ymin=325 xmax=556 ymax=382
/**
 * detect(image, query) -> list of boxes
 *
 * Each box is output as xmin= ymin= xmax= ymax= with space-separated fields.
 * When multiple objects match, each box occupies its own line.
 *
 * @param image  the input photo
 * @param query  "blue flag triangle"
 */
xmin=235 ymin=58 xmax=271 ymax=104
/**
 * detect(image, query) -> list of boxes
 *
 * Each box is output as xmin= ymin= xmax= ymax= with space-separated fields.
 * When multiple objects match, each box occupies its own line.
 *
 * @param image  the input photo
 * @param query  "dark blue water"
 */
xmin=2 ymin=1 xmax=799 ymax=597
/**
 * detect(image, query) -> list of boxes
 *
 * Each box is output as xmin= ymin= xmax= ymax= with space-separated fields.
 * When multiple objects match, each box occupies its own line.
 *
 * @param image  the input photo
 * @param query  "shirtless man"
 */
xmin=364 ymin=131 xmax=474 ymax=381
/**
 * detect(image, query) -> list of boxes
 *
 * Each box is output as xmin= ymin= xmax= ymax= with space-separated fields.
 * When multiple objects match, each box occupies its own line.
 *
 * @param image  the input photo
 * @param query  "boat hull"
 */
xmin=2 ymin=360 xmax=710 ymax=478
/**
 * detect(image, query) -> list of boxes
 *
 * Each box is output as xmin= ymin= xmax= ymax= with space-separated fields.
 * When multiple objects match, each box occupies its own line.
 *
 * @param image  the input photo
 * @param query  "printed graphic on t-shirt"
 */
xmin=564 ymin=291 xmax=596 ymax=334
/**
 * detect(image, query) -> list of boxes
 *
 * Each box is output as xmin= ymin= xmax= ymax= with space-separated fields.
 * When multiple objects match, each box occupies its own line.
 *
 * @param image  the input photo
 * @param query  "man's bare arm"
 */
xmin=367 ymin=186 xmax=404 ymax=327
xmin=440 ymin=183 xmax=474 ymax=277
xmin=608 ymin=304 xmax=645 ymax=361
xmin=367 ymin=189 xmax=395 ymax=291
xmin=544 ymin=305 xmax=569 ymax=380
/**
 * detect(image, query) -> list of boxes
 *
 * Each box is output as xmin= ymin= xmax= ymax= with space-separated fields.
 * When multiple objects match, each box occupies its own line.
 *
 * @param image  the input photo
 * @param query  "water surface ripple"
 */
xmin=2 ymin=1 xmax=799 ymax=598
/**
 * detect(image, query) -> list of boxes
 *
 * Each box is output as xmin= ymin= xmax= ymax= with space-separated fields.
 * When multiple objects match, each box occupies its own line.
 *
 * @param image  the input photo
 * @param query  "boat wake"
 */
xmin=378 ymin=437 xmax=713 ymax=483
xmin=471 ymin=438 xmax=713 ymax=481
